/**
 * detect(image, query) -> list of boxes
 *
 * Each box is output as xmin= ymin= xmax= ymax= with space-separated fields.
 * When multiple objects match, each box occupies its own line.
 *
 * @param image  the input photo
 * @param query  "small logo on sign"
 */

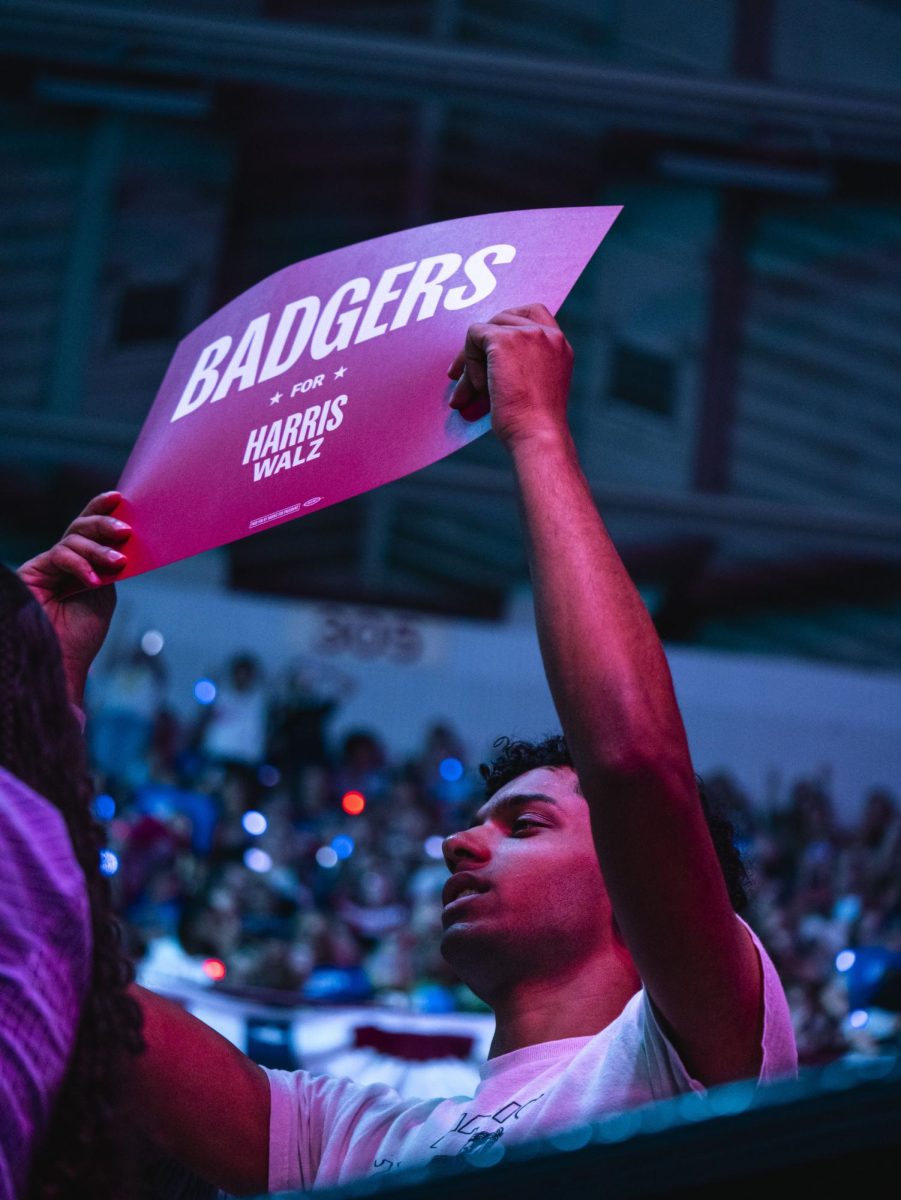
xmin=304 ymin=496 xmax=323 ymax=507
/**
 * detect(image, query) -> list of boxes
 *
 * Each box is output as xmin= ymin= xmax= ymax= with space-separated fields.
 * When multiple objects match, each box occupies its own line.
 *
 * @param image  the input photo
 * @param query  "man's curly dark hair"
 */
xmin=481 ymin=735 xmax=749 ymax=913
xmin=0 ymin=564 xmax=145 ymax=1199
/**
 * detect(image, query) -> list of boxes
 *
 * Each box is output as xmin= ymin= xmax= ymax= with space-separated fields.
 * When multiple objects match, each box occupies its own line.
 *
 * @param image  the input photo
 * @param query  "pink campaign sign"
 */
xmin=116 ymin=206 xmax=620 ymax=578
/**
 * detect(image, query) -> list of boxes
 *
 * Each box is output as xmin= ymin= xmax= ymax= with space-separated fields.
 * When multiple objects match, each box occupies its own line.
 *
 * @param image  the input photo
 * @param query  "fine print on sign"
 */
xmin=116 ymin=206 xmax=621 ymax=578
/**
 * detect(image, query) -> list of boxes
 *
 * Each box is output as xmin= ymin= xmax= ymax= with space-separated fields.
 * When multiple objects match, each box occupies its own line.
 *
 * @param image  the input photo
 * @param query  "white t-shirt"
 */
xmin=202 ymin=685 xmax=267 ymax=764
xmin=266 ymin=921 xmax=797 ymax=1191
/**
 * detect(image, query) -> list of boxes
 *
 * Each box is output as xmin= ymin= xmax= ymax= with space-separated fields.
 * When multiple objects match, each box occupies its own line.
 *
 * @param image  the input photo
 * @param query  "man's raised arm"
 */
xmin=449 ymin=306 xmax=762 ymax=1086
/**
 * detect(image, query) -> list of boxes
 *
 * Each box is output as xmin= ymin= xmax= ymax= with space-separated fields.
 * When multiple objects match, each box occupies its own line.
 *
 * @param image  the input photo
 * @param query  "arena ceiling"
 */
xmin=1 ymin=0 xmax=900 ymax=671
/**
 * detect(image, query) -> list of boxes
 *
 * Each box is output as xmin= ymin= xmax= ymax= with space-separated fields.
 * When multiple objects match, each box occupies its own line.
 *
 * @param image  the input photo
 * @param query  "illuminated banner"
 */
xmin=116 ymin=206 xmax=620 ymax=577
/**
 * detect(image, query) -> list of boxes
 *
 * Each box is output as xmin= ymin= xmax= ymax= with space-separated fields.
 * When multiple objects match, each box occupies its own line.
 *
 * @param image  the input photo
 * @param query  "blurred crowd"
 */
xmin=88 ymin=643 xmax=901 ymax=1066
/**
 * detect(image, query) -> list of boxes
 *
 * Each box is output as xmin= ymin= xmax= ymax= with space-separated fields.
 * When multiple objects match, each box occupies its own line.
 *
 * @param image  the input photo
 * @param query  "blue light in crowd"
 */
xmin=141 ymin=629 xmax=164 ymax=656
xmin=439 ymin=757 xmax=464 ymax=782
xmin=849 ymin=1009 xmax=869 ymax=1030
xmin=94 ymin=793 xmax=116 ymax=820
xmin=242 ymin=810 xmax=268 ymax=836
xmin=331 ymin=835 xmax=354 ymax=860
xmin=99 ymin=849 xmax=119 ymax=876
xmin=316 ymin=846 xmax=339 ymax=869
xmin=244 ymin=848 xmax=272 ymax=873
xmin=424 ymin=835 xmax=445 ymax=860
xmin=194 ymin=678 xmax=217 ymax=705
xmin=835 ymin=949 xmax=856 ymax=973
xmin=258 ymin=763 xmax=281 ymax=788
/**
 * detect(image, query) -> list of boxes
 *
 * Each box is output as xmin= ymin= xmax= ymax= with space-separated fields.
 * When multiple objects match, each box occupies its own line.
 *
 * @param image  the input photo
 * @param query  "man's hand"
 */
xmin=448 ymin=304 xmax=574 ymax=450
xmin=18 ymin=491 xmax=131 ymax=707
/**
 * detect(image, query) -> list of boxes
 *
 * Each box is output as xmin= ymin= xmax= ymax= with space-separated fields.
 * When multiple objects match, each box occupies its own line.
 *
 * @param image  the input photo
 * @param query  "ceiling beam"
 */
xmin=3 ymin=3 xmax=901 ymax=159
xmin=398 ymin=461 xmax=901 ymax=562
xmin=4 ymin=406 xmax=901 ymax=563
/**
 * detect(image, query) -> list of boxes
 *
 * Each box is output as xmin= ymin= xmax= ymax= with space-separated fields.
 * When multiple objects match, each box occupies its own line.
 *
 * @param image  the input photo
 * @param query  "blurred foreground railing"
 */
xmin=143 ymin=1054 xmax=900 ymax=1199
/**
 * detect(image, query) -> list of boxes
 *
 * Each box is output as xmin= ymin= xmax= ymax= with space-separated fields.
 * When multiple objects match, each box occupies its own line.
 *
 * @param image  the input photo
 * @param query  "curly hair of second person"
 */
xmin=481 ymin=735 xmax=749 ymax=913
xmin=0 ymin=565 xmax=144 ymax=1200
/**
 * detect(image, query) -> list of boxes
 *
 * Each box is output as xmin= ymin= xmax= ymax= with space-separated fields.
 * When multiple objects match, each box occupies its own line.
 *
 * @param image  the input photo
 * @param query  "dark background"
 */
xmin=1 ymin=0 xmax=900 ymax=666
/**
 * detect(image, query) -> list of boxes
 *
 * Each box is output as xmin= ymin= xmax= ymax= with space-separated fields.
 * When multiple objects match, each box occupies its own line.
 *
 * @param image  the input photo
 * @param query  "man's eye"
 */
xmin=511 ymin=817 xmax=543 ymax=834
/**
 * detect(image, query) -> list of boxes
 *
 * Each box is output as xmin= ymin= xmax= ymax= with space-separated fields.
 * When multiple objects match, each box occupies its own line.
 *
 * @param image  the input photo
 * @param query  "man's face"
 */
xmin=440 ymin=766 xmax=613 ymax=998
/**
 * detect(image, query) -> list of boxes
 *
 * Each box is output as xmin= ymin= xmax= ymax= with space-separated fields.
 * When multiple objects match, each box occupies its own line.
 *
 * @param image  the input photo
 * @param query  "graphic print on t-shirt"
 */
xmin=372 ymin=1091 xmax=547 ymax=1175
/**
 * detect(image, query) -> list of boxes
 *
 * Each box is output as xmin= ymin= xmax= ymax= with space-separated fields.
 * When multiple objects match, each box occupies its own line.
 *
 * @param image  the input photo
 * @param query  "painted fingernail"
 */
xmin=106 ymin=549 xmax=126 ymax=562
xmin=112 ymin=519 xmax=130 ymax=531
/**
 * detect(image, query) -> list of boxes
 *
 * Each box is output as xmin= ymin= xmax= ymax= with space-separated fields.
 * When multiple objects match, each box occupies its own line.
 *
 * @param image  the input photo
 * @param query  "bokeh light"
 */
xmin=835 ymin=949 xmax=856 ymax=973
xmin=242 ymin=810 xmax=268 ymax=836
xmin=341 ymin=791 xmax=366 ymax=815
xmin=202 ymin=958 xmax=227 ymax=982
xmin=258 ymin=763 xmax=281 ymax=788
xmin=93 ymin=793 xmax=116 ymax=821
xmin=316 ymin=846 xmax=339 ymax=868
xmin=194 ymin=678 xmax=217 ymax=705
xmin=141 ymin=629 xmax=165 ymax=656
xmin=331 ymin=835 xmax=354 ymax=860
xmin=424 ymin=835 xmax=445 ymax=860
xmin=849 ymin=1009 xmax=869 ymax=1029
xmin=244 ymin=847 xmax=272 ymax=873
xmin=439 ymin=756 xmax=464 ymax=782
xmin=99 ymin=849 xmax=119 ymax=876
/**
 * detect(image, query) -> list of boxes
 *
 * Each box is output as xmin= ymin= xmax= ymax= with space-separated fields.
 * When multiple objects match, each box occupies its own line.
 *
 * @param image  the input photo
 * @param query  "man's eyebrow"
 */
xmin=473 ymin=792 xmax=560 ymax=826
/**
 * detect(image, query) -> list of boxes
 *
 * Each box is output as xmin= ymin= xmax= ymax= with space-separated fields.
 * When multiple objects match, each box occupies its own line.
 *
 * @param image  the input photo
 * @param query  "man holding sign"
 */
xmin=21 ymin=307 xmax=796 ymax=1193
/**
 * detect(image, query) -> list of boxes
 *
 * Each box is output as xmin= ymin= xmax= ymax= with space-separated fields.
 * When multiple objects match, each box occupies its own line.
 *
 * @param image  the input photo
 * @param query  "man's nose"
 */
xmin=442 ymin=827 xmax=490 ymax=871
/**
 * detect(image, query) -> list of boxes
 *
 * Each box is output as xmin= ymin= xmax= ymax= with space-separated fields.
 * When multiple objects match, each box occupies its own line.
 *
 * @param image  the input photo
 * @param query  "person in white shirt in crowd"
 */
xmin=198 ymin=653 xmax=268 ymax=774
xmin=23 ymin=306 xmax=797 ymax=1195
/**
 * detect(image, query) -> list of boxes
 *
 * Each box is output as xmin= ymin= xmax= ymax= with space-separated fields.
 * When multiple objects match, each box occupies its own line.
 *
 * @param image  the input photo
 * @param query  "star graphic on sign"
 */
xmin=334 ymin=366 xmax=347 ymax=379
xmin=269 ymin=391 xmax=282 ymax=405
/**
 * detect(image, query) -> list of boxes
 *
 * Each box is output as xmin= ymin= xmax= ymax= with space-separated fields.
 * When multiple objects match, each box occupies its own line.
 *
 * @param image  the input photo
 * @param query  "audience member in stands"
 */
xmin=197 ymin=653 xmax=268 ymax=786
xmin=88 ymin=640 xmax=166 ymax=790
xmin=25 ymin=308 xmax=798 ymax=1193
xmin=3 ymin=555 xmax=143 ymax=1199
xmin=268 ymin=658 xmax=355 ymax=800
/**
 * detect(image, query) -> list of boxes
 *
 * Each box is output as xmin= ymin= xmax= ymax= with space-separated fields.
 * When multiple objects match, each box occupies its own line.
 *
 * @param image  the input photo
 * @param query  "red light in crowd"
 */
xmin=341 ymin=791 xmax=366 ymax=816
xmin=203 ymin=958 xmax=227 ymax=981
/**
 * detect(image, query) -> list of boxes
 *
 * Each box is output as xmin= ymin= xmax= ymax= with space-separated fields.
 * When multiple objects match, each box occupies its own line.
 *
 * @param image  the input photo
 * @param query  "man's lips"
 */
xmin=442 ymin=872 xmax=489 ymax=909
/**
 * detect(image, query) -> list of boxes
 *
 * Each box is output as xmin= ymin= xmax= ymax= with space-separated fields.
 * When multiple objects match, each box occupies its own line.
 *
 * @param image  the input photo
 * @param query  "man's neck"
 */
xmin=486 ymin=955 xmax=640 ymax=1060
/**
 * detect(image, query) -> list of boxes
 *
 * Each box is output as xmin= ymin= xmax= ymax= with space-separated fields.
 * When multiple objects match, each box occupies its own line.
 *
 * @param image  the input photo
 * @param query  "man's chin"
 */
xmin=440 ymin=920 xmax=503 ymax=975
xmin=441 ymin=919 xmax=485 ymax=956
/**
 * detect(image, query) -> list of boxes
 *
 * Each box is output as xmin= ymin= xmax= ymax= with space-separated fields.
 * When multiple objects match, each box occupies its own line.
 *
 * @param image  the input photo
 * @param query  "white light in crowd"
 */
xmin=94 ymin=793 xmax=116 ymax=820
xmin=141 ymin=629 xmax=165 ymax=656
xmin=258 ymin=764 xmax=281 ymax=788
xmin=244 ymin=848 xmax=272 ymax=873
xmin=194 ymin=678 xmax=217 ymax=705
xmin=849 ymin=1009 xmax=869 ymax=1030
xmin=331 ymin=835 xmax=354 ymax=860
xmin=316 ymin=846 xmax=339 ymax=869
xmin=99 ymin=849 xmax=119 ymax=876
xmin=439 ymin=757 xmax=464 ymax=782
xmin=424 ymin=835 xmax=445 ymax=860
xmin=835 ymin=950 xmax=856 ymax=973
xmin=242 ymin=810 xmax=268 ymax=836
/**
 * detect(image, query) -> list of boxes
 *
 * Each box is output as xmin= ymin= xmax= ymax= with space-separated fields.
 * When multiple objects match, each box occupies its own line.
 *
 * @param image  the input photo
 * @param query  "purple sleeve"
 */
xmin=0 ymin=768 xmax=92 ymax=1196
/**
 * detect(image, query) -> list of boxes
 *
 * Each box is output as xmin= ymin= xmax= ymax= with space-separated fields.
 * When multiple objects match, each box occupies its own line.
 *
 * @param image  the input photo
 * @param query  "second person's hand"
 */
xmin=18 ymin=491 xmax=131 ymax=706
